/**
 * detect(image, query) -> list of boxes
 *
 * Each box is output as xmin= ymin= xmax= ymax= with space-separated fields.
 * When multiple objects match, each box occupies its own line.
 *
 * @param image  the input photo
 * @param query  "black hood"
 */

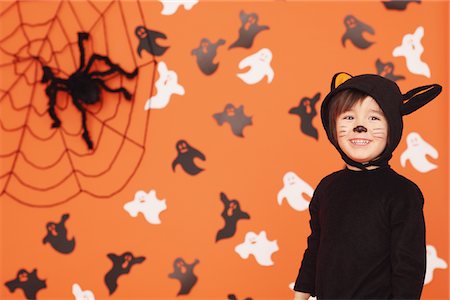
xmin=321 ymin=72 xmax=442 ymax=170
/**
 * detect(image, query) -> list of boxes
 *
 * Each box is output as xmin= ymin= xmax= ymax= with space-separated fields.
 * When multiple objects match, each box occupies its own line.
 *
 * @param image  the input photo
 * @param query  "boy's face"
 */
xmin=336 ymin=96 xmax=388 ymax=164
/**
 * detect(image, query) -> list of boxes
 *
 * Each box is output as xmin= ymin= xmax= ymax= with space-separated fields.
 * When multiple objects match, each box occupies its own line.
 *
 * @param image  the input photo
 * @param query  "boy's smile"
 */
xmin=349 ymin=138 xmax=371 ymax=146
xmin=336 ymin=96 xmax=388 ymax=166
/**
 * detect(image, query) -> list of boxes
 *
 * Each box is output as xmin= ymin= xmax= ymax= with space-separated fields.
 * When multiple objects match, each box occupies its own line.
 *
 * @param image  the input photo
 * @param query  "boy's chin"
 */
xmin=347 ymin=155 xmax=382 ymax=164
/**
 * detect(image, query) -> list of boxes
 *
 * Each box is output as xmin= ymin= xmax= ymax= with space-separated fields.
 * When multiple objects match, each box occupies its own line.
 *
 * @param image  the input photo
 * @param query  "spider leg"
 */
xmin=46 ymin=84 xmax=67 ymax=128
xmin=85 ymin=54 xmax=138 ymax=79
xmin=94 ymin=79 xmax=133 ymax=100
xmin=72 ymin=99 xmax=93 ymax=149
xmin=77 ymin=32 xmax=90 ymax=72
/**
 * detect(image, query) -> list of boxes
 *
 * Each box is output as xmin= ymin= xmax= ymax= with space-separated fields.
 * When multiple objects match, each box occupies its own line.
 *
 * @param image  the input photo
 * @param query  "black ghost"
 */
xmin=43 ymin=213 xmax=75 ymax=254
xmin=375 ymin=58 xmax=405 ymax=82
xmin=172 ymin=140 xmax=205 ymax=175
xmin=104 ymin=252 xmax=145 ymax=295
xmin=382 ymin=0 xmax=420 ymax=10
xmin=228 ymin=294 xmax=253 ymax=300
xmin=341 ymin=15 xmax=375 ymax=49
xmin=135 ymin=25 xmax=169 ymax=57
xmin=168 ymin=257 xmax=199 ymax=296
xmin=289 ymin=92 xmax=321 ymax=139
xmin=213 ymin=104 xmax=253 ymax=137
xmin=229 ymin=10 xmax=269 ymax=49
xmin=216 ymin=192 xmax=250 ymax=242
xmin=192 ymin=38 xmax=225 ymax=75
xmin=5 ymin=269 xmax=47 ymax=300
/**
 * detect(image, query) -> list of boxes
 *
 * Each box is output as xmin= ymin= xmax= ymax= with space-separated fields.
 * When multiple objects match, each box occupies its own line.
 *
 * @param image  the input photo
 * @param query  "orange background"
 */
xmin=0 ymin=1 xmax=448 ymax=299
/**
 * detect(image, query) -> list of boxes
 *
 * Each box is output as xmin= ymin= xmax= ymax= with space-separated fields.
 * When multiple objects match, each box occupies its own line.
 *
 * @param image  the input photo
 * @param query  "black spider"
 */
xmin=41 ymin=32 xmax=138 ymax=149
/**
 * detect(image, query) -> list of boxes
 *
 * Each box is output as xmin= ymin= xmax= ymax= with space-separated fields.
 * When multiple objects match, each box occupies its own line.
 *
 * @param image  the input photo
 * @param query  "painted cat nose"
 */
xmin=353 ymin=125 xmax=368 ymax=133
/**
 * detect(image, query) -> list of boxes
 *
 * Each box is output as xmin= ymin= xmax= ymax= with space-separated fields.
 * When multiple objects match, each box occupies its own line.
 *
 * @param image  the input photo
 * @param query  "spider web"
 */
xmin=0 ymin=0 xmax=157 ymax=207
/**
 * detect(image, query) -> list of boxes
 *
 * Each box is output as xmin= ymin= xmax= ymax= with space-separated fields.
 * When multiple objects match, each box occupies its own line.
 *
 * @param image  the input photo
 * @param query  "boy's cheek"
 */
xmin=336 ymin=123 xmax=351 ymax=137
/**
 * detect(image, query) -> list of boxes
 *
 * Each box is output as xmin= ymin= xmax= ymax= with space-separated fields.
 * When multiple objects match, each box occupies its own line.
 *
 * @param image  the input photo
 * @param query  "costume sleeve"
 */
xmin=390 ymin=184 xmax=426 ymax=299
xmin=294 ymin=189 xmax=320 ymax=296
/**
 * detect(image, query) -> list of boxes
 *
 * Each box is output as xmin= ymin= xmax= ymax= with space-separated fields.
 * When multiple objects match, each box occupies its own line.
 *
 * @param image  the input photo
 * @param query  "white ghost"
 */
xmin=393 ymin=26 xmax=431 ymax=78
xmin=277 ymin=171 xmax=313 ymax=211
xmin=159 ymin=0 xmax=198 ymax=15
xmin=400 ymin=132 xmax=438 ymax=173
xmin=72 ymin=283 xmax=95 ymax=300
xmin=144 ymin=61 xmax=185 ymax=110
xmin=235 ymin=231 xmax=279 ymax=266
xmin=289 ymin=282 xmax=317 ymax=300
xmin=237 ymin=48 xmax=274 ymax=85
xmin=425 ymin=245 xmax=447 ymax=285
xmin=124 ymin=190 xmax=167 ymax=224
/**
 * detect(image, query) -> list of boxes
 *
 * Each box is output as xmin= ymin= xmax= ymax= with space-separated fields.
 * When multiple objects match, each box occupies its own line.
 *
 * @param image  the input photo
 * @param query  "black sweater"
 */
xmin=294 ymin=165 xmax=426 ymax=299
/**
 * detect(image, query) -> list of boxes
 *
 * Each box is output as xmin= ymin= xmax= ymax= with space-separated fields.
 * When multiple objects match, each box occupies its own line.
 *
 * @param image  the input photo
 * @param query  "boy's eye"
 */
xmin=343 ymin=115 xmax=354 ymax=120
xmin=370 ymin=116 xmax=381 ymax=121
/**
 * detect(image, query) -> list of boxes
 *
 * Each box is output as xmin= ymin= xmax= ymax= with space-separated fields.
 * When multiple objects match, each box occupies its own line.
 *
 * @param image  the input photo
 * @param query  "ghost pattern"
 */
xmin=289 ymin=93 xmax=320 ymax=139
xmin=159 ymin=0 xmax=198 ymax=15
xmin=172 ymin=140 xmax=206 ymax=175
xmin=228 ymin=294 xmax=253 ymax=300
xmin=192 ymin=38 xmax=226 ymax=75
xmin=135 ymin=25 xmax=169 ymax=57
xmin=104 ymin=252 xmax=145 ymax=295
xmin=382 ymin=0 xmax=420 ymax=10
xmin=341 ymin=15 xmax=375 ymax=49
xmin=72 ymin=283 xmax=95 ymax=300
xmin=425 ymin=245 xmax=448 ymax=285
xmin=43 ymin=213 xmax=75 ymax=254
xmin=216 ymin=192 xmax=250 ymax=242
xmin=124 ymin=190 xmax=167 ymax=224
xmin=400 ymin=132 xmax=438 ymax=173
xmin=229 ymin=10 xmax=269 ymax=49
xmin=393 ymin=26 xmax=430 ymax=78
xmin=213 ymin=104 xmax=253 ymax=137
xmin=277 ymin=171 xmax=314 ymax=212
xmin=168 ymin=258 xmax=199 ymax=296
xmin=234 ymin=231 xmax=279 ymax=266
xmin=144 ymin=61 xmax=185 ymax=110
xmin=375 ymin=58 xmax=405 ymax=82
xmin=237 ymin=48 xmax=274 ymax=85
xmin=4 ymin=269 xmax=47 ymax=300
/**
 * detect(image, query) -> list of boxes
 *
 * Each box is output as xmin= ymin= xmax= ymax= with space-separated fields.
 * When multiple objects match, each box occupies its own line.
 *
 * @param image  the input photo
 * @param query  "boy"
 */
xmin=293 ymin=72 xmax=442 ymax=300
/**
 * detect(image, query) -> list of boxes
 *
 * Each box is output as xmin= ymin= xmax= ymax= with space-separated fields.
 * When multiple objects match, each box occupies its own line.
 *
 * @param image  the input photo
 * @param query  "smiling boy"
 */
xmin=293 ymin=73 xmax=441 ymax=300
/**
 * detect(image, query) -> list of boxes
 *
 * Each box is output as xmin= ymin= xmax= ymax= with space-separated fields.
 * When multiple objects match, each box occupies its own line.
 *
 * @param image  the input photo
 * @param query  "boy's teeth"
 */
xmin=351 ymin=139 xmax=370 ymax=145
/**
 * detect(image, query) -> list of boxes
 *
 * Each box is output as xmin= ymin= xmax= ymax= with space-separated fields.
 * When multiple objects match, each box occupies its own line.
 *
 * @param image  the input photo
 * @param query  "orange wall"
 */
xmin=0 ymin=1 xmax=448 ymax=299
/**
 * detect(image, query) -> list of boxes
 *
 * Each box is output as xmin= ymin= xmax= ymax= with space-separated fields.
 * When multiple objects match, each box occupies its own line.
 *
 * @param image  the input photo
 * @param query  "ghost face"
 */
xmin=383 ymin=63 xmax=393 ymax=75
xmin=283 ymin=172 xmax=299 ymax=186
xmin=258 ymin=49 xmax=272 ymax=63
xmin=122 ymin=254 xmax=132 ymax=269
xmin=19 ymin=270 xmax=28 ymax=282
xmin=345 ymin=15 xmax=357 ymax=29
xmin=402 ymin=28 xmax=424 ymax=55
xmin=227 ymin=201 xmax=237 ymax=216
xmin=177 ymin=141 xmax=189 ymax=154
xmin=201 ymin=39 xmax=209 ymax=53
xmin=302 ymin=99 xmax=312 ymax=114
xmin=407 ymin=132 xmax=421 ymax=147
xmin=244 ymin=14 xmax=257 ymax=30
xmin=336 ymin=96 xmax=388 ymax=166
xmin=175 ymin=258 xmax=187 ymax=273
xmin=136 ymin=26 xmax=148 ymax=39
xmin=226 ymin=104 xmax=235 ymax=116
xmin=47 ymin=223 xmax=57 ymax=236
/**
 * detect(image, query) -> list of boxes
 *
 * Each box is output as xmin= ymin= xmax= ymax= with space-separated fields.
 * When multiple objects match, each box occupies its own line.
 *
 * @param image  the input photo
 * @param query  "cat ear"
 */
xmin=331 ymin=72 xmax=353 ymax=91
xmin=401 ymin=84 xmax=442 ymax=116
